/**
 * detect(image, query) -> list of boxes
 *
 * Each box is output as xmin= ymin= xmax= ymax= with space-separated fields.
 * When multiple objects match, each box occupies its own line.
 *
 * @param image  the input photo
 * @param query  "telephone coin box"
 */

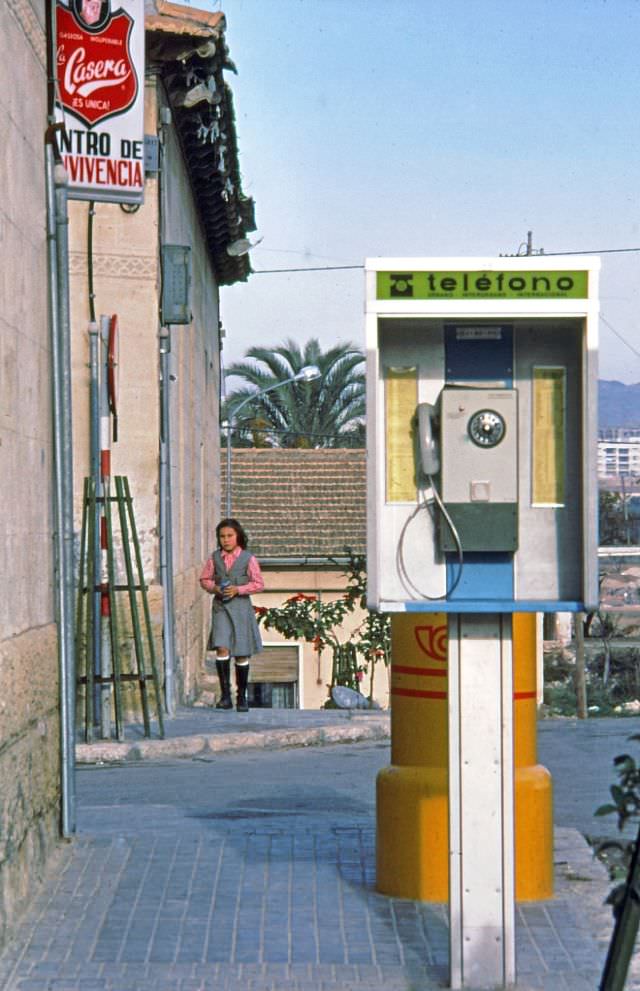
xmin=439 ymin=387 xmax=518 ymax=553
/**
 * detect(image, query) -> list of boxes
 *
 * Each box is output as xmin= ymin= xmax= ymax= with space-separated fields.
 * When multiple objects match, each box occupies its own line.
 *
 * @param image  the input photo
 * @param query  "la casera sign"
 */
xmin=56 ymin=0 xmax=145 ymax=203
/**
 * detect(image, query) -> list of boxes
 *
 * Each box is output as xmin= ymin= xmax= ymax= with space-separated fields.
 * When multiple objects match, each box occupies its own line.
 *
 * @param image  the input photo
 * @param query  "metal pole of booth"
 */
xmin=448 ymin=613 xmax=515 ymax=989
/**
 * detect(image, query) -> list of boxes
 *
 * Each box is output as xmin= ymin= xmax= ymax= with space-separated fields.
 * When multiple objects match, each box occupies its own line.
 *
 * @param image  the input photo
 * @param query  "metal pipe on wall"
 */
xmin=159 ymin=327 xmax=176 ymax=715
xmin=156 ymin=116 xmax=177 ymax=717
xmin=45 ymin=144 xmax=76 ymax=837
xmin=55 ymin=176 xmax=77 ymax=821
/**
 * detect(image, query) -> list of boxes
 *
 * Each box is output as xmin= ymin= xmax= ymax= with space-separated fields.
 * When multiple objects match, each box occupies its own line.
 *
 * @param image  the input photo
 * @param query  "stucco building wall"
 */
xmin=67 ymin=79 xmax=222 ymax=711
xmin=158 ymin=88 xmax=222 ymax=700
xmin=0 ymin=0 xmax=62 ymax=947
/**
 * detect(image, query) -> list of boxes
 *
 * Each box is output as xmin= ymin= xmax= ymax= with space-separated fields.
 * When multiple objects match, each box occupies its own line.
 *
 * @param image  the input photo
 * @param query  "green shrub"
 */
xmin=543 ymin=682 xmax=577 ymax=716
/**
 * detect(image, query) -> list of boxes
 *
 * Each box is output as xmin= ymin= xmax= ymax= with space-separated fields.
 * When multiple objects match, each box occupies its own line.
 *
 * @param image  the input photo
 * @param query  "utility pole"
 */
xmin=500 ymin=231 xmax=544 ymax=257
xmin=574 ymin=614 xmax=588 ymax=719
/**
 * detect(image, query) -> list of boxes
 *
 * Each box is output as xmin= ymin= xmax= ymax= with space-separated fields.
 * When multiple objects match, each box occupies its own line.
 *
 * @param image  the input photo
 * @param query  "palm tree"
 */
xmin=223 ymin=338 xmax=365 ymax=448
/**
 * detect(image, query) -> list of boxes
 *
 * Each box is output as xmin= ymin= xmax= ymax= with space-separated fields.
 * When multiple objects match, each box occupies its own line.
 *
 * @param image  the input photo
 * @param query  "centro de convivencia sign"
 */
xmin=377 ymin=270 xmax=589 ymax=300
xmin=56 ymin=0 xmax=145 ymax=204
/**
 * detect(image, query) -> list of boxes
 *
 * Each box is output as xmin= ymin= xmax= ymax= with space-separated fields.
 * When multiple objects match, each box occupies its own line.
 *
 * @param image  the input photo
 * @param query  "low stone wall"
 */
xmin=0 ymin=624 xmax=61 ymax=947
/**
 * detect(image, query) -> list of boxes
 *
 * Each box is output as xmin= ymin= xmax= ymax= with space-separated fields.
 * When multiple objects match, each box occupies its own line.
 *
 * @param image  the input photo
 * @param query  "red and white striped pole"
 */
xmin=98 ymin=314 xmax=115 ymax=736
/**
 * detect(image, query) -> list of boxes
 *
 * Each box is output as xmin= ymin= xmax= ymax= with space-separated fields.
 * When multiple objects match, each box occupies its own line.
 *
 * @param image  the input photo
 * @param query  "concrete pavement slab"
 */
xmin=3 ymin=714 xmax=640 ymax=989
xmin=0 ymin=820 xmax=629 ymax=991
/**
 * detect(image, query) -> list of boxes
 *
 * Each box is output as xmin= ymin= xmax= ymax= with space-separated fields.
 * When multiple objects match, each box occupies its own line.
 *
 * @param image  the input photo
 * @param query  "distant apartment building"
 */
xmin=598 ymin=439 xmax=640 ymax=477
xmin=599 ymin=427 xmax=640 ymax=441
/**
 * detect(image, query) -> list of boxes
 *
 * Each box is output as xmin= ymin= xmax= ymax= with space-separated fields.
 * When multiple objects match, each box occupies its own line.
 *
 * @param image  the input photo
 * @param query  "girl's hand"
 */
xmin=224 ymin=586 xmax=239 ymax=599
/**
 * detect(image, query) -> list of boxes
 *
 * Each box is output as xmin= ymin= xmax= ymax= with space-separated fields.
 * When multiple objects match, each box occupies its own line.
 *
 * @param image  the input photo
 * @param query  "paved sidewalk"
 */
xmin=0 ymin=711 xmax=638 ymax=990
xmin=0 ymin=821 xmax=618 ymax=991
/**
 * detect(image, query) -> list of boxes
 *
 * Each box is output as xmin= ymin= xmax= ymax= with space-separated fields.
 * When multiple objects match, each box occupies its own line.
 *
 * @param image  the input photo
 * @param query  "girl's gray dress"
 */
xmin=208 ymin=549 xmax=263 ymax=657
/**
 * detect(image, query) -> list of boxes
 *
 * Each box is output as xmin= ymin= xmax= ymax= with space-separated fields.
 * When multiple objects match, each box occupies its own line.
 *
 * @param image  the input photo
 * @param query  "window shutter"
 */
xmin=251 ymin=645 xmax=299 ymax=683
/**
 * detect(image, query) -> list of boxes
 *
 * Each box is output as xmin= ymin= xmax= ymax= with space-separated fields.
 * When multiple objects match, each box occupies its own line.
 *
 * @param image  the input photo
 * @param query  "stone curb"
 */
xmin=76 ymin=715 xmax=391 ymax=764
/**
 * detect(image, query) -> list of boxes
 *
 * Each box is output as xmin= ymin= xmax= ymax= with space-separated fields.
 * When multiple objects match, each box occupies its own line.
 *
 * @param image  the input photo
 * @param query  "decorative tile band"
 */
xmin=7 ymin=0 xmax=47 ymax=68
xmin=69 ymin=252 xmax=156 ymax=281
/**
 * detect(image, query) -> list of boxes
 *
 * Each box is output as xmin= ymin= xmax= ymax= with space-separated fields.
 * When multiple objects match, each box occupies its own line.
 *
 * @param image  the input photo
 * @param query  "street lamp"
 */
xmin=223 ymin=364 xmax=321 ymax=517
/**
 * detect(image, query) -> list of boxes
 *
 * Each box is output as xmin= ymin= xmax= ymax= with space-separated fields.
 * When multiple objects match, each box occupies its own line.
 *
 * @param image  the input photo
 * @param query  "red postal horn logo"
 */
xmin=414 ymin=624 xmax=448 ymax=663
xmin=56 ymin=0 xmax=138 ymax=128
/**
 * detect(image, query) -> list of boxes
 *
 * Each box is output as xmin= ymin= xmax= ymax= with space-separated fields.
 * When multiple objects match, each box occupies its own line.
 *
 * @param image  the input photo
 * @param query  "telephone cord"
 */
xmin=395 ymin=479 xmax=464 ymax=601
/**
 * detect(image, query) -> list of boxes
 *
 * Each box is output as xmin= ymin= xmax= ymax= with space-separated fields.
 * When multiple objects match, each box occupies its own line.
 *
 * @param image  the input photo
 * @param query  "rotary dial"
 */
xmin=468 ymin=409 xmax=506 ymax=448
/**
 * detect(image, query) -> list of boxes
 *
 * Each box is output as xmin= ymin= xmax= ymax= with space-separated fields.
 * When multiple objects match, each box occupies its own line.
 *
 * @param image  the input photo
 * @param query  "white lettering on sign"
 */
xmin=64 ymin=46 xmax=130 ymax=98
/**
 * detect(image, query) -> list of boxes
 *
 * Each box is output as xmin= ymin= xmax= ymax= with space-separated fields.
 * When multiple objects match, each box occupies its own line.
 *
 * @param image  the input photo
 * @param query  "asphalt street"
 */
xmin=73 ymin=714 xmax=640 ymax=841
xmin=76 ymin=740 xmax=389 ymax=834
xmin=538 ymin=715 xmax=640 ymax=840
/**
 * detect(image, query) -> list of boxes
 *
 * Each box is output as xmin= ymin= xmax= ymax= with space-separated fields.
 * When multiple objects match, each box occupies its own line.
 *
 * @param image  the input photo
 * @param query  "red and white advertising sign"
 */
xmin=56 ymin=0 xmax=145 ymax=203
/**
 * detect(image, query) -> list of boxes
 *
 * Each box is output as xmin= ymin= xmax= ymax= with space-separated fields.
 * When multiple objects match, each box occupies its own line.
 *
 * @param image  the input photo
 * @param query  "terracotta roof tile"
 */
xmin=145 ymin=0 xmax=225 ymax=36
xmin=222 ymin=449 xmax=366 ymax=559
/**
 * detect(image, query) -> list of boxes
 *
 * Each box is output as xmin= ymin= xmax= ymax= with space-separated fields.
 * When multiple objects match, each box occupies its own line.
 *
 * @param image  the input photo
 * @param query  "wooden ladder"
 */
xmin=76 ymin=475 xmax=165 ymax=741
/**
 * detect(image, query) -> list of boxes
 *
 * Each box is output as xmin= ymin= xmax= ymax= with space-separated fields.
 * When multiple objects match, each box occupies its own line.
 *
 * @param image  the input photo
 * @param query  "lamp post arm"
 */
xmin=227 ymin=377 xmax=297 ymax=424
xmin=223 ymin=373 xmax=301 ymax=518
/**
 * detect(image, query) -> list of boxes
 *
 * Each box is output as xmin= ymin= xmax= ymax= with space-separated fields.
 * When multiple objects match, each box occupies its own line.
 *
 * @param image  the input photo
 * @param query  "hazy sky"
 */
xmin=209 ymin=0 xmax=640 ymax=382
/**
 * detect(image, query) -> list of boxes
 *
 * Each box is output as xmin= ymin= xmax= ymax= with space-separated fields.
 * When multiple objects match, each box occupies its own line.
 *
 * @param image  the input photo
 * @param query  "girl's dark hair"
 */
xmin=216 ymin=518 xmax=248 ymax=549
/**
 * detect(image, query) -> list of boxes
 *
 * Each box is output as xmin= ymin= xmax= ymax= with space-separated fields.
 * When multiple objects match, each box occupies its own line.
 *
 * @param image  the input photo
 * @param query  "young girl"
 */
xmin=199 ymin=518 xmax=264 ymax=711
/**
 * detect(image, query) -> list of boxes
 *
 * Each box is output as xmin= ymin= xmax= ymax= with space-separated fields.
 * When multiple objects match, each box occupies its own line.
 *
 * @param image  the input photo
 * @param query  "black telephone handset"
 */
xmin=416 ymin=402 xmax=440 ymax=477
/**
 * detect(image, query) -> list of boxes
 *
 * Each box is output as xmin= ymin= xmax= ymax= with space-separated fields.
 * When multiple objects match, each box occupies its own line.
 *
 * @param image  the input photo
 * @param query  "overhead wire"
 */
xmin=543 ymin=247 xmax=640 ymax=257
xmin=248 ymin=249 xmax=640 ymax=368
xmin=600 ymin=315 xmax=640 ymax=362
xmin=249 ymin=244 xmax=640 ymax=274
xmin=252 ymin=264 xmax=363 ymax=273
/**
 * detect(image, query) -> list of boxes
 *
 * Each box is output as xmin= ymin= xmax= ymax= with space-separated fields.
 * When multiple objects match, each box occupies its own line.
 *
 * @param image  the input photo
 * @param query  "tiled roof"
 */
xmin=145 ymin=0 xmax=225 ymax=37
xmin=145 ymin=1 xmax=256 ymax=286
xmin=222 ymin=449 xmax=366 ymax=560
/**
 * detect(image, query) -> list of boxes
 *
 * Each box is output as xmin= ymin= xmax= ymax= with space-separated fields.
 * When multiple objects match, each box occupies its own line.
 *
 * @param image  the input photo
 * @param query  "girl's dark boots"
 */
xmin=235 ymin=662 xmax=250 ymax=712
xmin=215 ymin=658 xmax=233 ymax=709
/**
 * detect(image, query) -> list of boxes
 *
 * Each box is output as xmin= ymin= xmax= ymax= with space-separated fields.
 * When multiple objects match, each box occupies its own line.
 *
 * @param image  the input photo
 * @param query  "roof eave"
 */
xmin=145 ymin=0 xmax=255 ymax=286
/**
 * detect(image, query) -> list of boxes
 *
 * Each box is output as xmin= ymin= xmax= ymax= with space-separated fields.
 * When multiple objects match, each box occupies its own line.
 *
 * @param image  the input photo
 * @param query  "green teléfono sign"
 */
xmin=376 ymin=270 xmax=589 ymax=301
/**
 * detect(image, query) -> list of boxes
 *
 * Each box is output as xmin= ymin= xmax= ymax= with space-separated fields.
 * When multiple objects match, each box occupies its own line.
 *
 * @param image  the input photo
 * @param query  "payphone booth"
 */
xmin=366 ymin=257 xmax=599 ymax=988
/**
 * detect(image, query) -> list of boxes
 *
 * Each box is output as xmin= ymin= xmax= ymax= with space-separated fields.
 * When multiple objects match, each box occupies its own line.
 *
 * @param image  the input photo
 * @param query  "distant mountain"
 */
xmin=599 ymin=380 xmax=640 ymax=429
